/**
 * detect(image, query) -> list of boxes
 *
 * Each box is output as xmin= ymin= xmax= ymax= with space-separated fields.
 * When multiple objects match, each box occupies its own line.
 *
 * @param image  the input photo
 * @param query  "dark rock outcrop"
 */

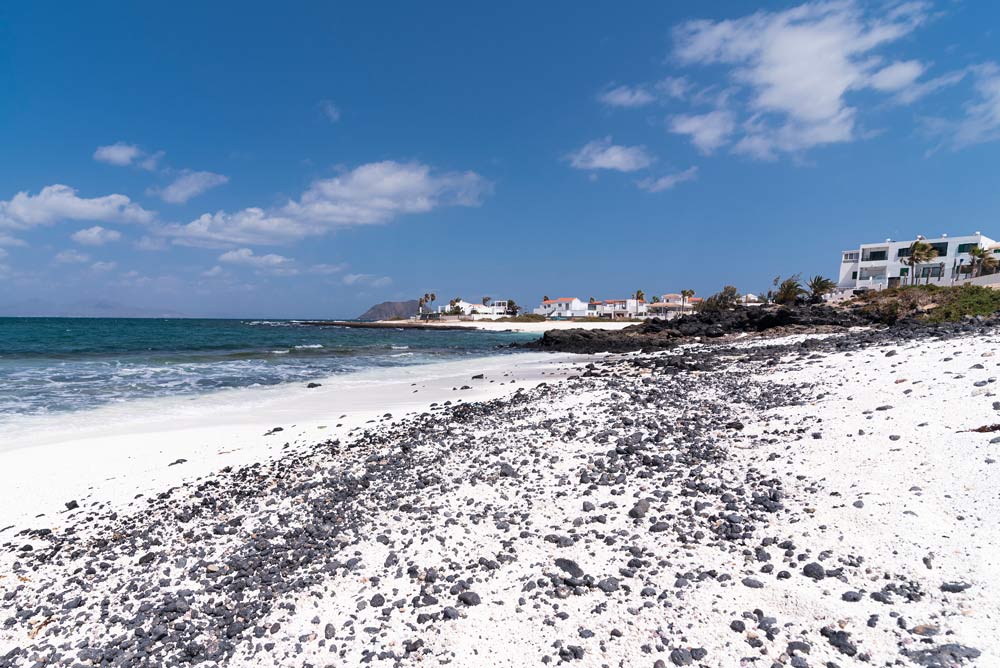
xmin=525 ymin=305 xmax=877 ymax=353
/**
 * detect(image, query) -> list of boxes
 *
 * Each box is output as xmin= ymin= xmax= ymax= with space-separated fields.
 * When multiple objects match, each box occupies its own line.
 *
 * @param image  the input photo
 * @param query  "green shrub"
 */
xmin=926 ymin=285 xmax=1000 ymax=322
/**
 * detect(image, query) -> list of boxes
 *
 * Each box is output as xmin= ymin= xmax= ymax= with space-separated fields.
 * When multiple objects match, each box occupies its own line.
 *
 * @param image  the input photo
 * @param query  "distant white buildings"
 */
xmin=532 ymin=297 xmax=655 ymax=319
xmin=532 ymin=297 xmax=590 ymax=318
xmin=837 ymin=232 xmax=999 ymax=292
xmin=647 ymin=293 xmax=702 ymax=315
xmin=435 ymin=299 xmax=512 ymax=319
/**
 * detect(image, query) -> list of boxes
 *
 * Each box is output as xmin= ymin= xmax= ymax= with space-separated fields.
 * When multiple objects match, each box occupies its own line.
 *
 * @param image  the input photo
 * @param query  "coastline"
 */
xmin=304 ymin=319 xmax=639 ymax=333
xmin=2 ymin=325 xmax=998 ymax=667
xmin=0 ymin=350 xmax=585 ymax=533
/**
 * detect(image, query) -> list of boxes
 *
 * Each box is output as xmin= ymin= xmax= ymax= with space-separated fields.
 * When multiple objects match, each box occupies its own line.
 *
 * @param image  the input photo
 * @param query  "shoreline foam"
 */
xmin=0 ymin=351 xmax=583 ymax=532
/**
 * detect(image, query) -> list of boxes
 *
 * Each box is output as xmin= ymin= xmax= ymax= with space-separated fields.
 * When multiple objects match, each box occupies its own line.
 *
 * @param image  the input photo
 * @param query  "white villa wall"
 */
xmin=837 ymin=233 xmax=997 ymax=292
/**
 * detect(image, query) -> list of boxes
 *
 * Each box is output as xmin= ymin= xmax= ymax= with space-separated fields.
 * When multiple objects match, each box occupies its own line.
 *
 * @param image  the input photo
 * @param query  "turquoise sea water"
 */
xmin=0 ymin=318 xmax=536 ymax=420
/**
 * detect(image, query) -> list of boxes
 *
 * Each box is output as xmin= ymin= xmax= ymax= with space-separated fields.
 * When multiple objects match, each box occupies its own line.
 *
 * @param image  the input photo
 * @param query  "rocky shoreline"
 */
xmin=2 ymin=321 xmax=998 ymax=667
xmin=524 ymin=305 xmax=895 ymax=353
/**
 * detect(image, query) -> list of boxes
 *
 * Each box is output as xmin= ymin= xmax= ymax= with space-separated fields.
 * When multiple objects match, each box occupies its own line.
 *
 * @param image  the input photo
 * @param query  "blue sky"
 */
xmin=2 ymin=1 xmax=999 ymax=318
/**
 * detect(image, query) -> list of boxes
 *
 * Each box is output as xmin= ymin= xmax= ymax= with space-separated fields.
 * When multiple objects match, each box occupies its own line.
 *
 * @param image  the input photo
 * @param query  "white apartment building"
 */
xmin=437 ymin=299 xmax=512 ymax=318
xmin=588 ymin=298 xmax=647 ymax=319
xmin=532 ymin=297 xmax=650 ymax=319
xmin=837 ymin=232 xmax=998 ymax=291
xmin=533 ymin=297 xmax=590 ymax=318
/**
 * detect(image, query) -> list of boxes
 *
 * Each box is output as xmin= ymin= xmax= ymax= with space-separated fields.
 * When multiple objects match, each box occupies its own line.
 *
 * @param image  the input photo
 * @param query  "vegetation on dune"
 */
xmin=773 ymin=274 xmax=807 ymax=305
xmin=853 ymin=284 xmax=1000 ymax=322
xmin=495 ymin=313 xmax=546 ymax=322
xmin=697 ymin=285 xmax=740 ymax=311
xmin=968 ymin=246 xmax=999 ymax=277
xmin=806 ymin=275 xmax=837 ymax=302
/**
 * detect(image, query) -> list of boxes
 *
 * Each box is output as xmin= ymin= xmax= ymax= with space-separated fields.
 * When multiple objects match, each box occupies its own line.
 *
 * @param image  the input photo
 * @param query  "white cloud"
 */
xmin=637 ymin=166 xmax=699 ymax=192
xmin=894 ymin=69 xmax=966 ymax=105
xmin=320 ymin=100 xmax=341 ymax=122
xmin=93 ymin=143 xmax=163 ymax=170
xmin=308 ymin=263 xmax=347 ymax=275
xmin=155 ymin=170 xmax=229 ymax=204
xmin=342 ymin=273 xmax=392 ymax=287
xmin=668 ymin=111 xmax=735 ymax=153
xmin=599 ymin=85 xmax=655 ymax=108
xmin=923 ymin=62 xmax=1000 ymax=150
xmin=55 ymin=249 xmax=90 ymax=263
xmin=600 ymin=77 xmax=689 ymax=108
xmin=72 ymin=225 xmax=122 ymax=246
xmin=869 ymin=60 xmax=924 ymax=92
xmin=0 ymin=185 xmax=154 ymax=230
xmin=566 ymin=137 xmax=656 ymax=172
xmin=0 ymin=248 xmax=7 ymax=258
xmin=93 ymin=142 xmax=141 ymax=166
xmin=656 ymin=76 xmax=690 ymax=99
xmin=138 ymin=150 xmax=165 ymax=171
xmin=672 ymin=1 xmax=933 ymax=158
xmin=218 ymin=247 xmax=293 ymax=268
xmin=202 ymin=265 xmax=225 ymax=277
xmin=166 ymin=208 xmax=307 ymax=247
xmin=0 ymin=233 xmax=25 ymax=247
xmin=163 ymin=161 xmax=490 ymax=247
xmin=135 ymin=235 xmax=167 ymax=251
xmin=90 ymin=261 xmax=117 ymax=272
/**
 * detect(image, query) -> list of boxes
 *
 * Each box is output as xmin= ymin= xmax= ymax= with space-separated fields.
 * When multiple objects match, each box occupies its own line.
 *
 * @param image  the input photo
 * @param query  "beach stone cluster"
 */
xmin=1 ymin=318 xmax=995 ymax=667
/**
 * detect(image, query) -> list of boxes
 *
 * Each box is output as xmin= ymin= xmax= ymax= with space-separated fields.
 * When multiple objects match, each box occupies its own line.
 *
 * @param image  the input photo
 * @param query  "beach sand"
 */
xmin=0 ymin=351 xmax=584 ymax=533
xmin=378 ymin=320 xmax=639 ymax=333
xmin=1 ymin=328 xmax=997 ymax=667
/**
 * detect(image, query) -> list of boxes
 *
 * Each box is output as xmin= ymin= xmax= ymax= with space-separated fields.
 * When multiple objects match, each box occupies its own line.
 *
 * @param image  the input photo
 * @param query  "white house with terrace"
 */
xmin=533 ymin=297 xmax=590 ymax=318
xmin=436 ymin=299 xmax=512 ymax=319
xmin=836 ymin=232 xmax=999 ymax=293
xmin=533 ymin=297 xmax=650 ymax=319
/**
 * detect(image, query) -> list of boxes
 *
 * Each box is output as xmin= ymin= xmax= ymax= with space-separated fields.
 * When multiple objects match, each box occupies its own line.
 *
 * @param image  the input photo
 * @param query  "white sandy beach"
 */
xmin=378 ymin=320 xmax=639 ymax=333
xmin=2 ymin=328 xmax=997 ymax=667
xmin=0 ymin=351 xmax=584 ymax=533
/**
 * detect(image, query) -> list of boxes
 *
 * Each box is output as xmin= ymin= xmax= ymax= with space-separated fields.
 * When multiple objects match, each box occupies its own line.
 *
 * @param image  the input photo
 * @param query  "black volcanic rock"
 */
xmin=524 ymin=305 xmax=880 ymax=354
xmin=356 ymin=300 xmax=421 ymax=321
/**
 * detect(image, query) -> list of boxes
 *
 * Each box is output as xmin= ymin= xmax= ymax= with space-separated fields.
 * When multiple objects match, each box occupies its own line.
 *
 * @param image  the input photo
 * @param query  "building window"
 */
xmin=851 ymin=271 xmax=857 ymax=279
xmin=957 ymin=242 xmax=977 ymax=254
xmin=899 ymin=268 xmax=909 ymax=276
xmin=929 ymin=242 xmax=948 ymax=256
xmin=920 ymin=265 xmax=943 ymax=278
xmin=897 ymin=247 xmax=911 ymax=258
xmin=863 ymin=250 xmax=887 ymax=262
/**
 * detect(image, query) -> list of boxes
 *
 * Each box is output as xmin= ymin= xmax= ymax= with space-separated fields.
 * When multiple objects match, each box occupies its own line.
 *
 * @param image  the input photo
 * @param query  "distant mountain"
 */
xmin=356 ymin=300 xmax=420 ymax=321
xmin=0 ymin=299 xmax=187 ymax=318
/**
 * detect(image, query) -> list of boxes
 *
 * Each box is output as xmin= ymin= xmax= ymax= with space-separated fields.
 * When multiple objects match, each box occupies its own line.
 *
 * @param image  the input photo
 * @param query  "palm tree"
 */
xmin=543 ymin=295 xmax=550 ymax=302
xmin=417 ymin=296 xmax=426 ymax=315
xmin=482 ymin=296 xmax=491 ymax=306
xmin=806 ymin=275 xmax=836 ymax=302
xmin=589 ymin=296 xmax=596 ymax=304
xmin=904 ymin=241 xmax=938 ymax=285
xmin=968 ymin=246 xmax=998 ymax=277
xmin=774 ymin=275 xmax=806 ymax=305
xmin=680 ymin=289 xmax=695 ymax=311
xmin=634 ymin=289 xmax=645 ymax=302
xmin=982 ymin=252 xmax=999 ymax=276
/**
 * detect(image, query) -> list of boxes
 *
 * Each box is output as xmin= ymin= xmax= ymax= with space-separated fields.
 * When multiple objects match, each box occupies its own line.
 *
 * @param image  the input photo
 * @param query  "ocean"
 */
xmin=0 ymin=318 xmax=536 ymax=423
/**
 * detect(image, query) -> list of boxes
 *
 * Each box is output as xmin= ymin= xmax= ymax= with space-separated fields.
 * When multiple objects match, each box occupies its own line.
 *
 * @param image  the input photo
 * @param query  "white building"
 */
xmin=437 ymin=299 xmax=512 ymax=319
xmin=588 ymin=298 xmax=647 ymax=319
xmin=837 ymin=232 xmax=999 ymax=292
xmin=533 ymin=297 xmax=590 ymax=318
